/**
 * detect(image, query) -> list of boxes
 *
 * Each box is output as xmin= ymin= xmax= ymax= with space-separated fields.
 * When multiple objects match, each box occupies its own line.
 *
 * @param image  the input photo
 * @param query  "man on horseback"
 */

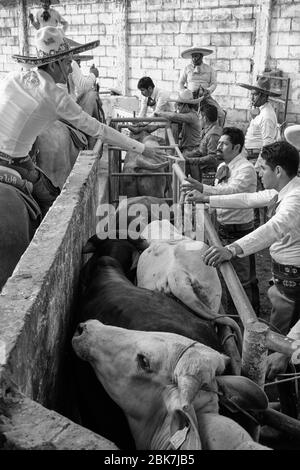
xmin=0 ymin=27 xmax=163 ymax=217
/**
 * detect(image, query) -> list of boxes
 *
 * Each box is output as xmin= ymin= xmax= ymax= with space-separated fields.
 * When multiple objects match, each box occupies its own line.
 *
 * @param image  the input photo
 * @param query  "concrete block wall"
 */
xmin=269 ymin=0 xmax=300 ymax=124
xmin=0 ymin=0 xmax=299 ymax=126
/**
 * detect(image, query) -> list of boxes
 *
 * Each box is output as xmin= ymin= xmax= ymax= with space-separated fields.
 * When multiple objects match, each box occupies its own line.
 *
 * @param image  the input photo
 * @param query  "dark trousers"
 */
xmin=0 ymin=157 xmax=60 ymax=217
xmin=218 ymin=223 xmax=260 ymax=315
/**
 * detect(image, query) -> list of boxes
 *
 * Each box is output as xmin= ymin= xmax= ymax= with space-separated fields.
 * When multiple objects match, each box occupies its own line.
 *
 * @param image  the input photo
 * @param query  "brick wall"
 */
xmin=0 ymin=0 xmax=299 ymax=127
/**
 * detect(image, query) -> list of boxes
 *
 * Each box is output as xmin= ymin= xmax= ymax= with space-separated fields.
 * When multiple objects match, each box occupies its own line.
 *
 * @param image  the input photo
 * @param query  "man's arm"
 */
xmin=261 ymin=116 xmax=277 ymax=147
xmin=29 ymin=13 xmax=40 ymax=29
xmin=57 ymin=12 xmax=69 ymax=32
xmin=151 ymin=92 xmax=169 ymax=116
xmin=138 ymin=96 xmax=148 ymax=118
xmin=156 ymin=111 xmax=194 ymax=124
xmin=209 ymin=189 xmax=277 ymax=209
xmin=178 ymin=68 xmax=188 ymax=90
xmin=202 ymin=165 xmax=257 ymax=195
xmin=71 ymin=61 xmax=95 ymax=94
xmin=206 ymin=68 xmax=217 ymax=94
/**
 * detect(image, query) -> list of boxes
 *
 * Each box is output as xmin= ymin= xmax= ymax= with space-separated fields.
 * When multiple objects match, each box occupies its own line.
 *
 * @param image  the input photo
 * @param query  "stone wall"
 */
xmin=0 ymin=0 xmax=299 ymax=126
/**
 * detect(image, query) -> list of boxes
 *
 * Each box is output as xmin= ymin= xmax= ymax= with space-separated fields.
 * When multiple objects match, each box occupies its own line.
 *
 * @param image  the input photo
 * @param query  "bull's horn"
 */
xmin=216 ymin=375 xmax=269 ymax=411
xmin=135 ymin=155 xmax=169 ymax=170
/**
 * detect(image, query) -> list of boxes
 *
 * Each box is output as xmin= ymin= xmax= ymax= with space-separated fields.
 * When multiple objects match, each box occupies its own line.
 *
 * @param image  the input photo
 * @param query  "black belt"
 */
xmin=0 ymin=151 xmax=30 ymax=165
xmin=272 ymin=259 xmax=300 ymax=279
xmin=219 ymin=222 xmax=254 ymax=233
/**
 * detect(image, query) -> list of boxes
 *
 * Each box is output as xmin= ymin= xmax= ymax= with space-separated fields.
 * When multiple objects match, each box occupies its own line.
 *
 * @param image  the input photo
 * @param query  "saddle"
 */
xmin=0 ymin=166 xmax=42 ymax=222
xmin=59 ymin=118 xmax=88 ymax=150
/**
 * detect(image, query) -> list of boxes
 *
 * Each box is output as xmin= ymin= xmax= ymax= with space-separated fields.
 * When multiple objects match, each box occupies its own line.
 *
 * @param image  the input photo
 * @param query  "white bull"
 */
xmin=72 ymin=320 xmax=270 ymax=450
xmin=136 ymin=220 xmax=222 ymax=319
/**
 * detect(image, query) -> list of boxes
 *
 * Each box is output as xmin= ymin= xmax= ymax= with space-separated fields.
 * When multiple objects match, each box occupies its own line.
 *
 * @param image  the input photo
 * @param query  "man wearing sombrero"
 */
xmin=0 ymin=27 xmax=164 ymax=216
xmin=238 ymin=76 xmax=281 ymax=162
xmin=155 ymin=89 xmax=202 ymax=178
xmin=178 ymin=47 xmax=225 ymax=127
xmin=29 ymin=0 xmax=68 ymax=32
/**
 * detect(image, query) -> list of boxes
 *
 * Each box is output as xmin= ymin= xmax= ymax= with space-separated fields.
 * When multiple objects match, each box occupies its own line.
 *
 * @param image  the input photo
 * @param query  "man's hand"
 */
xmin=142 ymin=146 xmax=166 ymax=160
xmin=181 ymin=175 xmax=203 ymax=194
xmin=185 ymin=190 xmax=208 ymax=204
xmin=265 ymin=353 xmax=290 ymax=381
xmin=89 ymin=64 xmax=99 ymax=78
xmin=204 ymin=246 xmax=233 ymax=267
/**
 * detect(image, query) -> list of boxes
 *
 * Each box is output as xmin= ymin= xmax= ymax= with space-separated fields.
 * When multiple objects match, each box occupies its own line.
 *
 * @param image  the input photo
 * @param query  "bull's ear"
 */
xmin=169 ymin=407 xmax=202 ymax=450
xmin=216 ymin=375 xmax=269 ymax=411
xmin=82 ymin=235 xmax=100 ymax=253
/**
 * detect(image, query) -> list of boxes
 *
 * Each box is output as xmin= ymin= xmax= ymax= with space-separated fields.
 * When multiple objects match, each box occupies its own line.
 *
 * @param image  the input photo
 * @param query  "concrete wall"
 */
xmin=0 ymin=1 xmax=299 ymax=123
xmin=0 ymin=147 xmax=108 ymax=410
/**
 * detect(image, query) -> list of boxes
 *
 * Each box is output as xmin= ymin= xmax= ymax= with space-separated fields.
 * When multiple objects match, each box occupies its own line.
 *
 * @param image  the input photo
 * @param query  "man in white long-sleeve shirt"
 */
xmin=190 ymin=141 xmax=300 ymax=337
xmin=0 ymin=27 xmax=163 ymax=216
xmin=137 ymin=76 xmax=174 ymax=118
xmin=181 ymin=127 xmax=260 ymax=313
xmin=238 ymin=77 xmax=281 ymax=164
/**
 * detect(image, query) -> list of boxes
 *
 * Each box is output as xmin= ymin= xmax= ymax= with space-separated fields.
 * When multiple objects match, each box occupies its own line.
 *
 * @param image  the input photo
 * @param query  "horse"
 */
xmin=0 ymin=182 xmax=40 ymax=290
xmin=34 ymin=90 xmax=105 ymax=189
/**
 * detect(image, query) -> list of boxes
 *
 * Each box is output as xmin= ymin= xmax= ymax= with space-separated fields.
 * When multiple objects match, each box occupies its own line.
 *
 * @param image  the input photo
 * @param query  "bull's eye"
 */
xmin=137 ymin=354 xmax=151 ymax=372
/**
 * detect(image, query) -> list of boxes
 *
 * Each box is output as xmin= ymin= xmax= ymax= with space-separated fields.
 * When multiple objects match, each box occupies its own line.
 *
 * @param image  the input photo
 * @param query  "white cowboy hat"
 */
xmin=168 ymin=89 xmax=203 ymax=105
xmin=238 ymin=76 xmax=281 ymax=97
xmin=181 ymin=47 xmax=213 ymax=59
xmin=12 ymin=26 xmax=99 ymax=66
xmin=284 ymin=125 xmax=300 ymax=151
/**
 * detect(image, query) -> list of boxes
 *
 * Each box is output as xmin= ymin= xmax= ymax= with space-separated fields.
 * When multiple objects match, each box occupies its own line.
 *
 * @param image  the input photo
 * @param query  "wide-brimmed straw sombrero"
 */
xmin=284 ymin=125 xmax=300 ymax=151
xmin=181 ymin=47 xmax=213 ymax=59
xmin=238 ymin=76 xmax=281 ymax=97
xmin=168 ymin=89 xmax=203 ymax=105
xmin=12 ymin=26 xmax=99 ymax=66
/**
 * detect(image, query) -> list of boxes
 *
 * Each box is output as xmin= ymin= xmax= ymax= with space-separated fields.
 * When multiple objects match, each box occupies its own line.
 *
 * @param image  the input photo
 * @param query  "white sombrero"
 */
xmin=284 ymin=125 xmax=300 ymax=151
xmin=12 ymin=26 xmax=99 ymax=66
xmin=181 ymin=47 xmax=213 ymax=59
xmin=168 ymin=89 xmax=203 ymax=105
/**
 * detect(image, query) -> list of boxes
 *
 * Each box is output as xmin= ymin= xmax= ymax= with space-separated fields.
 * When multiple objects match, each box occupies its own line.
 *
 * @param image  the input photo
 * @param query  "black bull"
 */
xmin=70 ymin=236 xmax=268 ymax=449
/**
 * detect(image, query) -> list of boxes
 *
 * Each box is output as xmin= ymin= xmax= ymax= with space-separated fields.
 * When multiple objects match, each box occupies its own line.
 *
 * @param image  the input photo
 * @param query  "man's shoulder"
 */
xmin=202 ymin=62 xmax=215 ymax=72
xmin=206 ymin=124 xmax=223 ymax=137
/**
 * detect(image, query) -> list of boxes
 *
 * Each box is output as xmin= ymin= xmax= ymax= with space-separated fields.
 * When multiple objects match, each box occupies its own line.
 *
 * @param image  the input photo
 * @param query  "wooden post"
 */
xmin=115 ymin=0 xmax=129 ymax=95
xmin=19 ymin=0 xmax=29 ymax=56
xmin=242 ymin=321 xmax=268 ymax=387
xmin=252 ymin=0 xmax=272 ymax=80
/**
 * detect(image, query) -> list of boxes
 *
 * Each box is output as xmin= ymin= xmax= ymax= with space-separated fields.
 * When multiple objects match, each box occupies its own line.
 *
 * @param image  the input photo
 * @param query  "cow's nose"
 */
xmin=75 ymin=323 xmax=86 ymax=337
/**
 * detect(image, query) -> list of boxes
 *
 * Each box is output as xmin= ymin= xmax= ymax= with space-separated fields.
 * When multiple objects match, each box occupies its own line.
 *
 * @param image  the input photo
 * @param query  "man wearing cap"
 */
xmin=189 ymin=140 xmax=300 ymax=337
xmin=154 ymin=89 xmax=202 ymax=177
xmin=0 ymin=27 xmax=164 ymax=217
xmin=178 ymin=47 xmax=225 ymax=127
xmin=181 ymin=127 xmax=259 ymax=314
xmin=29 ymin=0 xmax=68 ymax=32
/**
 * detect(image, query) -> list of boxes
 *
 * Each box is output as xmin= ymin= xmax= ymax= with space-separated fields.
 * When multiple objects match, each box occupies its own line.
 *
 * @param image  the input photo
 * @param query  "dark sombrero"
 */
xmin=238 ymin=76 xmax=281 ymax=97
xmin=12 ymin=26 xmax=99 ymax=66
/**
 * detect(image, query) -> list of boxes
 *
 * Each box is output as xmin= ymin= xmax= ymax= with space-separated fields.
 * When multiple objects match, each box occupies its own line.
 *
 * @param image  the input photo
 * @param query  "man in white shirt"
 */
xmin=178 ymin=46 xmax=225 ymax=127
xmin=190 ymin=141 xmax=300 ymax=338
xmin=181 ymin=127 xmax=259 ymax=313
xmin=238 ymin=76 xmax=281 ymax=164
xmin=0 ymin=27 xmax=164 ymax=216
xmin=29 ymin=0 xmax=68 ymax=32
xmin=137 ymin=76 xmax=174 ymax=118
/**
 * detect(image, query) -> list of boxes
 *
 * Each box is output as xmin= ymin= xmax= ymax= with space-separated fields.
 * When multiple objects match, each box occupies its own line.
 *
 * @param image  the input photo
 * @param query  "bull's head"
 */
xmin=72 ymin=321 xmax=226 ymax=450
